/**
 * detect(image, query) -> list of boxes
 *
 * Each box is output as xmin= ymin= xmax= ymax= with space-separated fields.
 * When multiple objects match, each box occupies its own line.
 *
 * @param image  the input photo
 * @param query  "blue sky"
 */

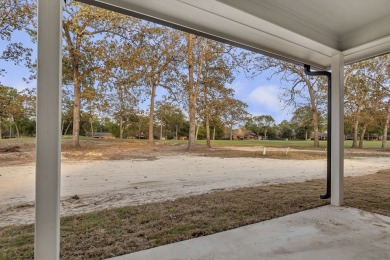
xmin=228 ymin=73 xmax=292 ymax=124
xmin=1 ymin=31 xmax=292 ymax=124
xmin=0 ymin=31 xmax=37 ymax=91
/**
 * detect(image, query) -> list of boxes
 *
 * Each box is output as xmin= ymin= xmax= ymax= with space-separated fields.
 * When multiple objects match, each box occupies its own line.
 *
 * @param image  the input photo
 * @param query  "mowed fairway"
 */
xmin=160 ymin=139 xmax=386 ymax=149
xmin=0 ymin=137 xmax=387 ymax=149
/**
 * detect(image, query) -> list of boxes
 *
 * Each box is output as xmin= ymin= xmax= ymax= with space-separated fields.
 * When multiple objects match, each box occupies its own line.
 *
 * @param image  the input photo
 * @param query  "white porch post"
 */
xmin=35 ymin=0 xmax=62 ymax=259
xmin=331 ymin=54 xmax=344 ymax=206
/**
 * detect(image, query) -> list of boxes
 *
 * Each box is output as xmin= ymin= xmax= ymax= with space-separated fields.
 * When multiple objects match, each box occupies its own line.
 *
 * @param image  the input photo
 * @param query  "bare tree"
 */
xmin=254 ymin=57 xmax=326 ymax=147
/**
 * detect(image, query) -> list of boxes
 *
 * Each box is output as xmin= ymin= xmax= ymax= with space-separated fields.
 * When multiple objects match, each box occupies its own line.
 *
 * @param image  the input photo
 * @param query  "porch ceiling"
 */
xmin=79 ymin=0 xmax=390 ymax=69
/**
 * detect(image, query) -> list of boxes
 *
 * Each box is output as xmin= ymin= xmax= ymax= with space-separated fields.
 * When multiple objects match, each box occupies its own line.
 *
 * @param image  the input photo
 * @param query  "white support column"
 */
xmin=331 ymin=53 xmax=344 ymax=206
xmin=35 ymin=0 xmax=62 ymax=259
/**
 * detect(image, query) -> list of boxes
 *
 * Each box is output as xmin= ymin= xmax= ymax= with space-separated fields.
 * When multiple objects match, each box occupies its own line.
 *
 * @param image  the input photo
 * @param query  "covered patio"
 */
xmin=36 ymin=0 xmax=390 ymax=259
xmin=111 ymin=206 xmax=390 ymax=260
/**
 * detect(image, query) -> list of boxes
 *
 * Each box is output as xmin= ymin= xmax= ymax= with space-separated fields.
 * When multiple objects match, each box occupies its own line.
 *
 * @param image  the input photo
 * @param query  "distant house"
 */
xmin=345 ymin=134 xmax=354 ymax=140
xmin=356 ymin=133 xmax=380 ymax=141
xmin=86 ymin=132 xmax=114 ymax=139
xmin=310 ymin=132 xmax=327 ymax=140
xmin=346 ymin=133 xmax=381 ymax=141
xmin=136 ymin=133 xmax=147 ymax=139
xmin=230 ymin=128 xmax=257 ymax=140
xmin=1 ymin=132 xmax=18 ymax=139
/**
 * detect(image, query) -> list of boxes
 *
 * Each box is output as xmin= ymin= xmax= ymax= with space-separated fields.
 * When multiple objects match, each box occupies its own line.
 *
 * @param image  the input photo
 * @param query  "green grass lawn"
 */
xmin=0 ymin=136 xmax=387 ymax=150
xmin=0 ymin=135 xmax=104 ymax=143
xmin=161 ymin=139 xmax=385 ymax=149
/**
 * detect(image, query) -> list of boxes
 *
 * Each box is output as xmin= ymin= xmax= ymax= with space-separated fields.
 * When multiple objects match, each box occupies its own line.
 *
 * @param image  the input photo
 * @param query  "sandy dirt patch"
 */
xmin=1 ymin=155 xmax=390 ymax=227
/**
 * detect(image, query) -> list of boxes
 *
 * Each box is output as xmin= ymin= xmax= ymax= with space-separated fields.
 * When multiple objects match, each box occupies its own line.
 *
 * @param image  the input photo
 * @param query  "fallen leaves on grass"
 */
xmin=0 ymin=146 xmax=21 ymax=153
xmin=344 ymin=169 xmax=390 ymax=215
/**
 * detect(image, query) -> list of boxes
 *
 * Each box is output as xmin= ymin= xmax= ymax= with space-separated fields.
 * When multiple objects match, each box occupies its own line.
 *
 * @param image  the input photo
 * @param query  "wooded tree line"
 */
xmin=59 ymin=3 xmax=251 ymax=149
xmin=250 ymin=55 xmax=390 ymax=150
xmin=1 ymin=1 xmax=389 ymax=150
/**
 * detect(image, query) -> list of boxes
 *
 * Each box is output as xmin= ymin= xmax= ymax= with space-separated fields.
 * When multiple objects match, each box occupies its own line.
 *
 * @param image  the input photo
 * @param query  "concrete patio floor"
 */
xmin=111 ymin=206 xmax=390 ymax=260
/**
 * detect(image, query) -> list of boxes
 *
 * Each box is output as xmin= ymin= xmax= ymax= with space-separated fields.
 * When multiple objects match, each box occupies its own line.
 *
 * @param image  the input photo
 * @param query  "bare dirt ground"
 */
xmin=1 ymin=140 xmax=390 ymax=227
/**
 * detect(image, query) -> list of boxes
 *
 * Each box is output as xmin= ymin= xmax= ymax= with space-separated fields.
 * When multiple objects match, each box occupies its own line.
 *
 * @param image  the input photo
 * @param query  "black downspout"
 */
xmin=304 ymin=64 xmax=331 ymax=199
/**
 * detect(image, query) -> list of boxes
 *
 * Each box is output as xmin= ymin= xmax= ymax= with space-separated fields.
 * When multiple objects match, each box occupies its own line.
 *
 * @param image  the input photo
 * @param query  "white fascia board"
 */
xmin=340 ymin=15 xmax=390 ymax=51
xmin=343 ymin=35 xmax=390 ymax=66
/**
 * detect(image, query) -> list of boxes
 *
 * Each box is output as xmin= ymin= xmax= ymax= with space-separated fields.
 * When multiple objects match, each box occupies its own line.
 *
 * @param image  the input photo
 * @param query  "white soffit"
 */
xmin=79 ymin=0 xmax=390 ymax=69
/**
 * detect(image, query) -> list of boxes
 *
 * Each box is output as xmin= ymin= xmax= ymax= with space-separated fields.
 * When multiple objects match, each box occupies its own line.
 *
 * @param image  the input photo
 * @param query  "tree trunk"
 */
xmin=359 ymin=124 xmax=368 ymax=148
xmin=312 ymin=110 xmax=319 ymax=147
xmin=195 ymin=124 xmax=200 ymax=140
xmin=148 ymin=84 xmax=157 ymax=144
xmin=264 ymin=129 xmax=268 ymax=139
xmin=119 ymin=117 xmax=123 ymax=139
xmin=229 ymin=125 xmax=233 ymax=141
xmin=64 ymin=122 xmax=71 ymax=136
xmin=15 ymin=122 xmax=20 ymax=138
xmin=305 ymin=130 xmax=308 ymax=140
xmin=9 ymin=118 xmax=12 ymax=138
xmin=382 ymin=122 xmax=389 ymax=150
xmin=206 ymin=116 xmax=211 ymax=148
xmin=351 ymin=103 xmax=362 ymax=148
xmin=381 ymin=101 xmax=390 ymax=150
xmin=61 ymin=120 xmax=65 ymax=135
xmin=89 ymin=119 xmax=94 ymax=138
xmin=175 ymin=125 xmax=178 ymax=140
xmin=160 ymin=123 xmax=163 ymax=140
xmin=352 ymin=119 xmax=359 ymax=148
xmin=212 ymin=126 xmax=216 ymax=141
xmin=203 ymin=76 xmax=211 ymax=147
xmin=188 ymin=36 xmax=207 ymax=150
xmin=187 ymin=34 xmax=197 ymax=150
xmin=312 ymin=112 xmax=319 ymax=147
xmin=0 ymin=117 xmax=2 ymax=139
xmin=119 ymin=90 xmax=124 ymax=140
xmin=305 ymin=79 xmax=320 ymax=147
xmin=72 ymin=74 xmax=81 ymax=147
